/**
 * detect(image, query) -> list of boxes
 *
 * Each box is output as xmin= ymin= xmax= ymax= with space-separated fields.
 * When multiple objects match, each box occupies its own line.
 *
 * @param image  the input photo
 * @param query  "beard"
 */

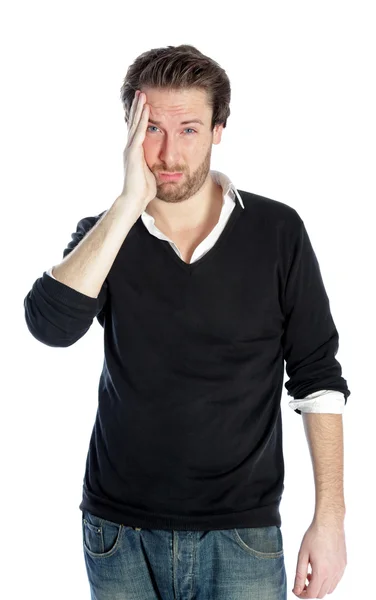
xmin=153 ymin=145 xmax=212 ymax=205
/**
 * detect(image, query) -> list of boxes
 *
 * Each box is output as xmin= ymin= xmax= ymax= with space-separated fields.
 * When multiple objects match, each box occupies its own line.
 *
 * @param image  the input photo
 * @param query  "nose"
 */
xmin=158 ymin=134 xmax=182 ymax=166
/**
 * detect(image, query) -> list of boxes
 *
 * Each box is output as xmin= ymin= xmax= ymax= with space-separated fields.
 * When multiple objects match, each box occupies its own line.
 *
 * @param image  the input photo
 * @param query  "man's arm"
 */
xmin=292 ymin=413 xmax=347 ymax=597
xmin=281 ymin=215 xmax=350 ymax=596
xmin=302 ymin=413 xmax=346 ymax=524
xmin=282 ymin=215 xmax=350 ymax=408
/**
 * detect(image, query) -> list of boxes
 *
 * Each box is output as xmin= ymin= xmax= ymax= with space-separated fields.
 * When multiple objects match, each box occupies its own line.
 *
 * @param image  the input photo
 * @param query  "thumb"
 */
xmin=293 ymin=552 xmax=309 ymax=594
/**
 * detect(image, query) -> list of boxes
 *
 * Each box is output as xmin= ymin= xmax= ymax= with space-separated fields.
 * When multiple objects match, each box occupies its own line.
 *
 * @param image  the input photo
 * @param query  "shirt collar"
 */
xmin=210 ymin=169 xmax=245 ymax=209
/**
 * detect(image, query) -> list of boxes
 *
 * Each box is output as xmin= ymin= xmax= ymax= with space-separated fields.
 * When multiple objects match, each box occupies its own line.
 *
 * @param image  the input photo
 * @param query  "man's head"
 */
xmin=120 ymin=45 xmax=231 ymax=205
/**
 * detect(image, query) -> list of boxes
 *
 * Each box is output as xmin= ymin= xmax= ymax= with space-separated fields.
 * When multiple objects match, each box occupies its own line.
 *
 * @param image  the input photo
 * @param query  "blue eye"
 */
xmin=147 ymin=126 xmax=196 ymax=135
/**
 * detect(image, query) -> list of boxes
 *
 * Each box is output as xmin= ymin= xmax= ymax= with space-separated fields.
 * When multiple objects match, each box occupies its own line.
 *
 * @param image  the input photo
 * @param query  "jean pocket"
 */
xmin=82 ymin=510 xmax=123 ymax=557
xmin=232 ymin=526 xmax=284 ymax=558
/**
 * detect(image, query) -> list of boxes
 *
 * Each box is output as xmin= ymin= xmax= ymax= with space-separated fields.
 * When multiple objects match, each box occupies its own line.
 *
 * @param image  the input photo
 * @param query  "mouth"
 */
xmin=158 ymin=172 xmax=183 ymax=182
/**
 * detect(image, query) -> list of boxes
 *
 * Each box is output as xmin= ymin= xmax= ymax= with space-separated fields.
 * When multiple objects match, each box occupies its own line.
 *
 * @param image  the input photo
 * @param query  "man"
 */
xmin=24 ymin=44 xmax=350 ymax=599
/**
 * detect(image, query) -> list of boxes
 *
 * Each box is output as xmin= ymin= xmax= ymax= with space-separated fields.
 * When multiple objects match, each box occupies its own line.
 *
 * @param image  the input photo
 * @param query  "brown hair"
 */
xmin=119 ymin=44 xmax=231 ymax=132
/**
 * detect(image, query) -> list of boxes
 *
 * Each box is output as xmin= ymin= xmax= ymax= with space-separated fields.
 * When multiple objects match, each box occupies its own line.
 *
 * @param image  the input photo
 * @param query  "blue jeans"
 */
xmin=82 ymin=509 xmax=287 ymax=599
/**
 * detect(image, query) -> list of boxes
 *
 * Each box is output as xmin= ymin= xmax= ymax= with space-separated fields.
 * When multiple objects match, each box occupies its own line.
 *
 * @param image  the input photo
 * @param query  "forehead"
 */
xmin=140 ymin=86 xmax=209 ymax=121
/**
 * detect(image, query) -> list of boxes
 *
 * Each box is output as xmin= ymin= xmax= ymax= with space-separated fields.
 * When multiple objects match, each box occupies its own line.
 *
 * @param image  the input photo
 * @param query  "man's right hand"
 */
xmin=119 ymin=90 xmax=157 ymax=216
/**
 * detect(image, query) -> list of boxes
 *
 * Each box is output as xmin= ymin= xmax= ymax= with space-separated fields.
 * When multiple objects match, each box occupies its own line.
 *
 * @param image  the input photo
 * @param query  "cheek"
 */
xmin=142 ymin=140 xmax=155 ymax=164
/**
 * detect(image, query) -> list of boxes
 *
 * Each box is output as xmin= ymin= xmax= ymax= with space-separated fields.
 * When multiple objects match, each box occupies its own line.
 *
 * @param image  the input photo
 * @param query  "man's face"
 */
xmin=138 ymin=86 xmax=223 ymax=204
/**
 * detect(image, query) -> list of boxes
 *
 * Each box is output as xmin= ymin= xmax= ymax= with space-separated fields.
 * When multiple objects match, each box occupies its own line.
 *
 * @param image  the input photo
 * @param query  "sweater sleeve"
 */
xmin=281 ymin=217 xmax=351 ymax=415
xmin=289 ymin=389 xmax=345 ymax=413
xmin=23 ymin=212 xmax=108 ymax=347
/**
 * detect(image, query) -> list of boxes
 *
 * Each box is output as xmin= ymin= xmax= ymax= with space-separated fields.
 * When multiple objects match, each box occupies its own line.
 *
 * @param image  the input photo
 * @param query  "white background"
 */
xmin=1 ymin=1 xmax=375 ymax=598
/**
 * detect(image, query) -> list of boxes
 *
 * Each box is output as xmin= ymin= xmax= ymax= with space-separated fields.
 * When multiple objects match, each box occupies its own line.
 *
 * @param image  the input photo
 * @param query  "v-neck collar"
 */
xmin=136 ymin=192 xmax=244 ymax=273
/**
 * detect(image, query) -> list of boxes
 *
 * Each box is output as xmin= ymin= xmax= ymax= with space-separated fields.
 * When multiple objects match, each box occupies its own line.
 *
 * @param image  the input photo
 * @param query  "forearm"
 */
xmin=302 ymin=413 xmax=346 ymax=524
xmin=52 ymin=196 xmax=137 ymax=299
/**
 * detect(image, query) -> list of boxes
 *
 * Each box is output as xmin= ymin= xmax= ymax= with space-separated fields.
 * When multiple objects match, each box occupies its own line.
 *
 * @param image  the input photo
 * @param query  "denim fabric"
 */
xmin=82 ymin=509 xmax=287 ymax=600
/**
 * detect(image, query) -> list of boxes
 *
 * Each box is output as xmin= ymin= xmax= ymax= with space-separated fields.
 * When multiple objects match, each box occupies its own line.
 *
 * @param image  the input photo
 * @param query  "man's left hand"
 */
xmin=292 ymin=519 xmax=347 ymax=598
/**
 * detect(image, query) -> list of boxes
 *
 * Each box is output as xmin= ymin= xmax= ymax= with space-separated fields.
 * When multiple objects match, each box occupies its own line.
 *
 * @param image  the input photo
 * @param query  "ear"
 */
xmin=212 ymin=123 xmax=224 ymax=145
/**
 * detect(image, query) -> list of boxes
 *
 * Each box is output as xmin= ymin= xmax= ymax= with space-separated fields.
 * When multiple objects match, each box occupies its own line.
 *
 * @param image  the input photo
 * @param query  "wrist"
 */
xmin=313 ymin=505 xmax=346 ymax=526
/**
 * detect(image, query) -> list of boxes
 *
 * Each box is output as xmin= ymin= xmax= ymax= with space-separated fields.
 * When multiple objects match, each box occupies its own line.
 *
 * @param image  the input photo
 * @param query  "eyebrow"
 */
xmin=148 ymin=118 xmax=204 ymax=126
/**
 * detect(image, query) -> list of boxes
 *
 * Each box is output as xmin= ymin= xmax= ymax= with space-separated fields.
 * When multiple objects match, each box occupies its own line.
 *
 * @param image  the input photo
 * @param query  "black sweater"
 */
xmin=24 ymin=190 xmax=350 ymax=530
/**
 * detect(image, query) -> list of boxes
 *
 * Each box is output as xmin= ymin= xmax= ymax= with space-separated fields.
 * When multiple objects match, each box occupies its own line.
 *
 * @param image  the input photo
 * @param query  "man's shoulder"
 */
xmin=236 ymin=189 xmax=302 ymax=227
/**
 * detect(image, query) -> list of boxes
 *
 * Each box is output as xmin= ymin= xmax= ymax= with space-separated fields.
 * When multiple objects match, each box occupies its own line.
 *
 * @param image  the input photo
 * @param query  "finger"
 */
xmin=130 ymin=91 xmax=145 ymax=131
xmin=327 ymin=575 xmax=340 ymax=595
xmin=127 ymin=91 xmax=137 ymax=128
xmin=293 ymin=577 xmax=308 ymax=597
xmin=317 ymin=579 xmax=332 ymax=599
xmin=293 ymin=558 xmax=309 ymax=595
xmin=128 ymin=90 xmax=140 ymax=129
xmin=127 ymin=93 xmax=145 ymax=145
xmin=134 ymin=102 xmax=149 ymax=142
xmin=127 ymin=101 xmax=148 ymax=149
xmin=300 ymin=571 xmax=323 ymax=599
